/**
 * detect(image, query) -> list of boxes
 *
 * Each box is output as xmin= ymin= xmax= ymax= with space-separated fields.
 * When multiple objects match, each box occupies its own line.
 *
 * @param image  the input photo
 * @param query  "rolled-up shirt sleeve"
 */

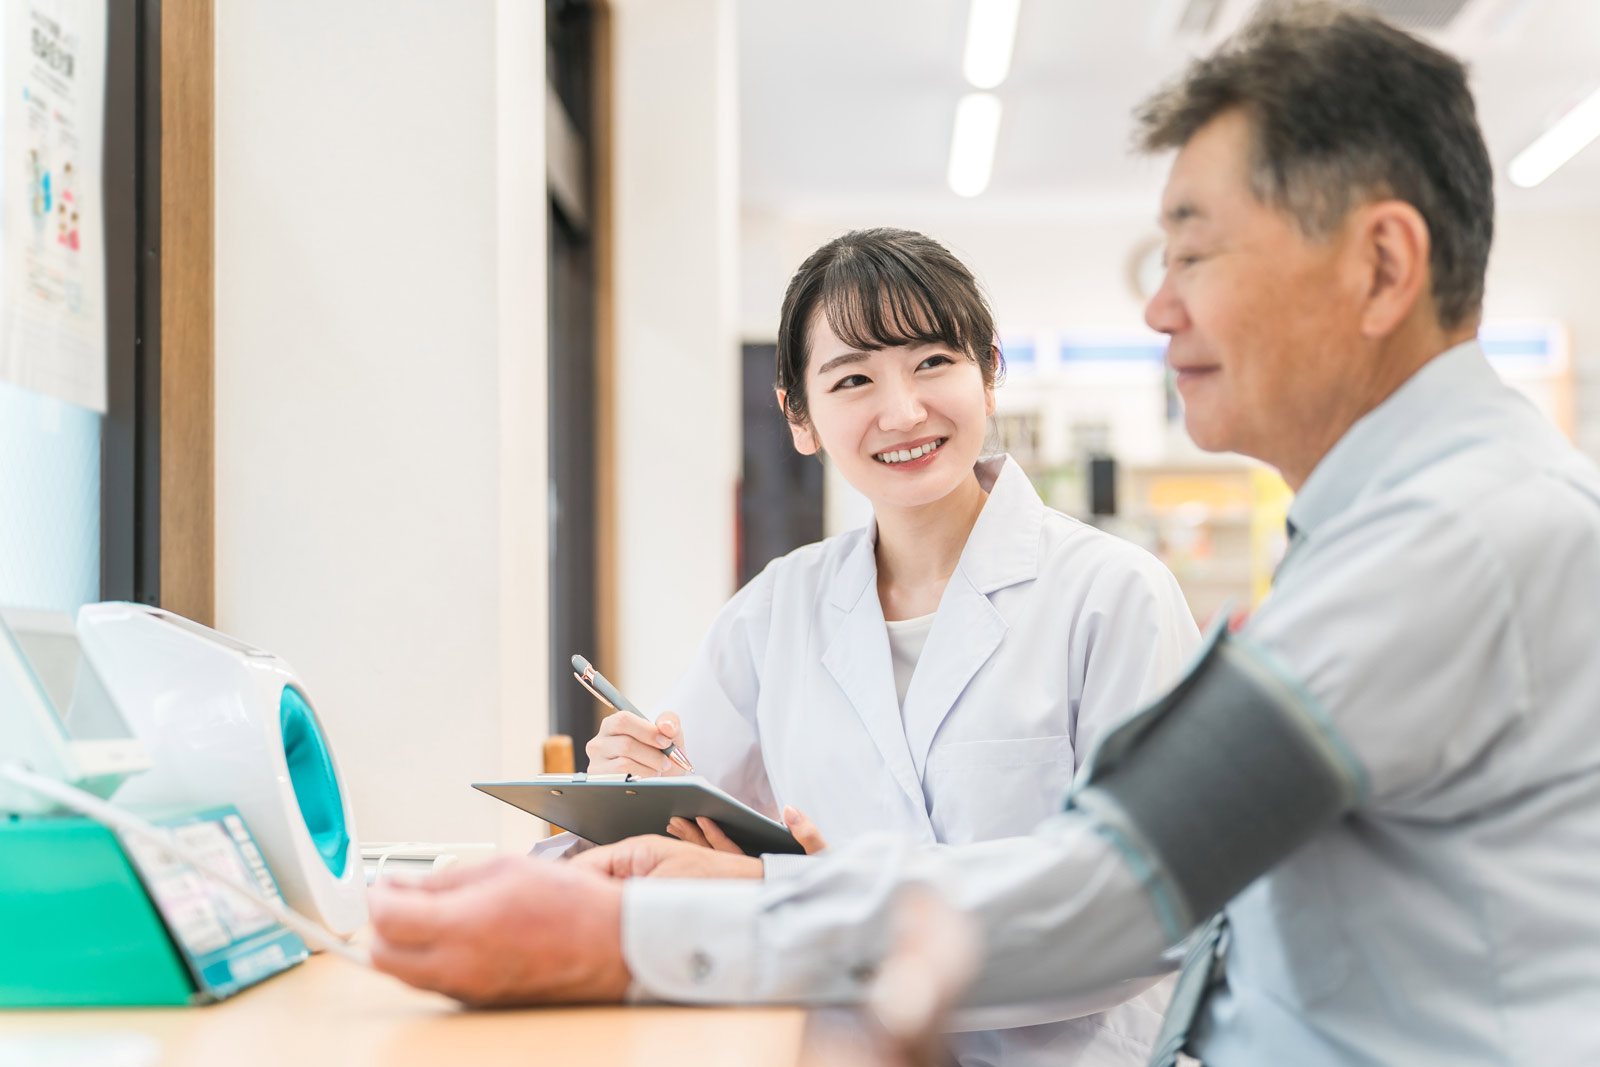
xmin=624 ymin=809 xmax=1173 ymax=1009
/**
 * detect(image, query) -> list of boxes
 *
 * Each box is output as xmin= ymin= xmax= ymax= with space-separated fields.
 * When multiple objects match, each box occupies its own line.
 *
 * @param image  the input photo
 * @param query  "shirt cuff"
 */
xmin=761 ymin=851 xmax=817 ymax=880
xmin=622 ymin=877 xmax=764 ymax=1002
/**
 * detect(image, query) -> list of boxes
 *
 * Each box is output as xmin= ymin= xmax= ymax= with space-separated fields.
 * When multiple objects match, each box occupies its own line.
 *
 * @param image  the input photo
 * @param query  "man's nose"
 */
xmin=1143 ymin=271 xmax=1186 ymax=336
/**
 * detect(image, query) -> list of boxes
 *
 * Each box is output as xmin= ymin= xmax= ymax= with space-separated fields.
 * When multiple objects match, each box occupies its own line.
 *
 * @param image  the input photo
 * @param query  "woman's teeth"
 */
xmin=874 ymin=438 xmax=946 ymax=464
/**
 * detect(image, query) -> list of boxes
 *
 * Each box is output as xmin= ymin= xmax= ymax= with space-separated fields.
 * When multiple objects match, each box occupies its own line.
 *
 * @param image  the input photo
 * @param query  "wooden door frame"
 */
xmin=591 ymin=0 xmax=617 ymax=698
xmin=125 ymin=0 xmax=214 ymax=624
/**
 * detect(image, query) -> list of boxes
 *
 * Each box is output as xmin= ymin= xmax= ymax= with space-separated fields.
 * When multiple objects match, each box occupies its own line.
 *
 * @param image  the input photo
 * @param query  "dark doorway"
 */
xmin=547 ymin=0 xmax=598 ymax=766
xmin=738 ymin=344 xmax=823 ymax=588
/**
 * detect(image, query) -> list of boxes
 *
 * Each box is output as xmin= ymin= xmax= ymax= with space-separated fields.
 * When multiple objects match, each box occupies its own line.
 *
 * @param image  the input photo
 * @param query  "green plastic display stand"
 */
xmin=0 ymin=815 xmax=195 ymax=1007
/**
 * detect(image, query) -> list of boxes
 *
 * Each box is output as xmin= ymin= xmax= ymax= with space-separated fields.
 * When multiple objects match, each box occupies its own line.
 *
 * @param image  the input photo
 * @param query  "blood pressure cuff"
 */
xmin=1066 ymin=620 xmax=1369 ymax=943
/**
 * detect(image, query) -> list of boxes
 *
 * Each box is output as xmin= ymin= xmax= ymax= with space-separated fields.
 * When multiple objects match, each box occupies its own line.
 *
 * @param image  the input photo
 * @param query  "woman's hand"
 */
xmin=573 ymin=834 xmax=762 ymax=881
xmin=782 ymin=806 xmax=830 ymax=853
xmin=585 ymin=710 xmax=689 ymax=777
xmin=665 ymin=804 xmax=830 ymax=855
xmin=665 ymin=815 xmax=742 ymax=851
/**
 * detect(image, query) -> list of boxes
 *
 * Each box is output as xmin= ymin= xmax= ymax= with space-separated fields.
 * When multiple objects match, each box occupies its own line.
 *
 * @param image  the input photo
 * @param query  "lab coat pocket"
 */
xmin=923 ymin=735 xmax=1077 ymax=841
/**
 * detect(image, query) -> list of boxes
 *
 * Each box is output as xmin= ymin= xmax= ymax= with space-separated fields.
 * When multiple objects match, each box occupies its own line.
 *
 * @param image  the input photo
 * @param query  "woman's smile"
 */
xmin=872 ymin=435 xmax=948 ymax=468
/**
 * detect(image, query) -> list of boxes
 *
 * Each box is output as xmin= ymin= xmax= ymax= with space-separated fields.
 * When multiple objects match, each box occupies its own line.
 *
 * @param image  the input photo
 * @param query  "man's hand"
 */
xmin=573 ymin=833 xmax=764 ymax=880
xmin=368 ymin=855 xmax=632 ymax=1006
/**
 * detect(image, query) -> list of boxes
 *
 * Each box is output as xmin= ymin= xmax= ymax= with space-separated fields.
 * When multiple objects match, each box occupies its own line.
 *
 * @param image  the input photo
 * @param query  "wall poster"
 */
xmin=0 ymin=0 xmax=108 ymax=413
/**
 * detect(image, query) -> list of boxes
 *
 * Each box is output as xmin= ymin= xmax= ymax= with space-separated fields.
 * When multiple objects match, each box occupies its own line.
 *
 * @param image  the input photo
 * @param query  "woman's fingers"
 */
xmin=583 ymin=710 xmax=688 ymax=777
xmin=585 ymin=714 xmax=674 ymax=776
xmin=784 ymin=806 xmax=830 ymax=854
xmin=696 ymin=817 xmax=744 ymax=854
xmin=600 ymin=709 xmax=673 ymax=749
xmin=666 ymin=816 xmax=712 ymax=849
xmin=655 ymin=712 xmax=692 ymax=773
xmin=582 ymin=738 xmax=666 ymax=778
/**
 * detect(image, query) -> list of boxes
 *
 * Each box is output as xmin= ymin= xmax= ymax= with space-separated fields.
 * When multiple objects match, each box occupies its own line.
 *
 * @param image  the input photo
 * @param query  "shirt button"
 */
xmin=689 ymin=951 xmax=714 ymax=983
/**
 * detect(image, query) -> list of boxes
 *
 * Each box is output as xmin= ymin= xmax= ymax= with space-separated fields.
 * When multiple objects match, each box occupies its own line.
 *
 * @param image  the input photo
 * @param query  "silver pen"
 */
xmin=571 ymin=654 xmax=694 ymax=773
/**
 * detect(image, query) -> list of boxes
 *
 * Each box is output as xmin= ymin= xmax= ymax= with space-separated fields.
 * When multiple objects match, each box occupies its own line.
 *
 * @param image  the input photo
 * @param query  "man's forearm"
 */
xmin=622 ymin=811 xmax=1173 ymax=1009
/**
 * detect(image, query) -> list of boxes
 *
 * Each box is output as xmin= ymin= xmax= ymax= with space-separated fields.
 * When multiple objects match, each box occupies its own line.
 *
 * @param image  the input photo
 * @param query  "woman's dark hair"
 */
xmin=775 ymin=228 xmax=1003 ymax=427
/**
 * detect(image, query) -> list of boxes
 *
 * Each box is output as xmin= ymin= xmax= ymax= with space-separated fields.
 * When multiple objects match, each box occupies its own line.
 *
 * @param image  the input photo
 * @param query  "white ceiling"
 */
xmin=739 ymin=0 xmax=1600 ymax=219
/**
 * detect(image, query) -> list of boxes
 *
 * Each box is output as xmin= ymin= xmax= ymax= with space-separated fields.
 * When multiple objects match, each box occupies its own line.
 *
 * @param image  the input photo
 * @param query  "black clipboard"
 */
xmin=473 ymin=774 xmax=806 ymax=856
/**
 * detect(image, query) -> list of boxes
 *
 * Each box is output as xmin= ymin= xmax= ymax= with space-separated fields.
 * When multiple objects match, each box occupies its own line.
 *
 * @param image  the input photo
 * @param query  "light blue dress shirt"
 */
xmin=623 ymin=341 xmax=1600 ymax=1065
xmin=1190 ymin=339 xmax=1600 ymax=1064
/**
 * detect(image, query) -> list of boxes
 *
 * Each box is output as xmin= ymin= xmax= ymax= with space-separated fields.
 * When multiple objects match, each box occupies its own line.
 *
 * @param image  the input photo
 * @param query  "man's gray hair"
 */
xmin=1136 ymin=1 xmax=1493 ymax=330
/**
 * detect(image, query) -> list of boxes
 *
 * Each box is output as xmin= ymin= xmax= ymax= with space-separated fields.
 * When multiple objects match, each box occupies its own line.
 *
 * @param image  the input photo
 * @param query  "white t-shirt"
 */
xmin=884 ymin=612 xmax=937 ymax=710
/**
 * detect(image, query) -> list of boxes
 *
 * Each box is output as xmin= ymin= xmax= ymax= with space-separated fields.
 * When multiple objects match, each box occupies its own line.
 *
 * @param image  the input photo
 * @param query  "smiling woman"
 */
xmin=583 ymin=227 xmax=1202 ymax=1067
xmin=772 ymin=230 xmax=1001 ymax=531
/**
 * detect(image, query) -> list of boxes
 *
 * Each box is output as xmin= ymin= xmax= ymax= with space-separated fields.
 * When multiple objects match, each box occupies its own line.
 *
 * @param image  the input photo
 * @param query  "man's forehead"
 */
xmin=1157 ymin=167 xmax=1216 ymax=233
xmin=1155 ymin=110 xmax=1256 ymax=228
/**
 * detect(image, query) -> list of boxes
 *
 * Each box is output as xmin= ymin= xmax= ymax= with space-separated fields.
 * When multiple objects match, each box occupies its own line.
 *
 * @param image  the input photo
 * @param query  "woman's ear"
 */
xmin=776 ymin=388 xmax=819 ymax=455
xmin=985 ymin=385 xmax=996 ymax=417
xmin=788 ymin=421 xmax=819 ymax=456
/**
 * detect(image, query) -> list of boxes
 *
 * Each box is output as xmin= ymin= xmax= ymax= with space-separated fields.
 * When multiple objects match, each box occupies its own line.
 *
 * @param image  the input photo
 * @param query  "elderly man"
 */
xmin=369 ymin=5 xmax=1600 ymax=1063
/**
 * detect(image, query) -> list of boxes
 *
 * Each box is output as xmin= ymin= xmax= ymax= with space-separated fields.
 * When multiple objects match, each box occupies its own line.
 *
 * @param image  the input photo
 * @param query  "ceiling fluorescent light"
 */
xmin=948 ymin=93 xmax=1002 ymax=198
xmin=1508 ymin=86 xmax=1600 ymax=188
xmin=962 ymin=0 xmax=1021 ymax=90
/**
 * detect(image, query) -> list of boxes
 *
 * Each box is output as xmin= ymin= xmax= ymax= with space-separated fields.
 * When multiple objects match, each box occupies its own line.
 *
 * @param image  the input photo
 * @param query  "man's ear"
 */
xmin=776 ymin=389 xmax=819 ymax=455
xmin=1355 ymin=200 xmax=1431 ymax=340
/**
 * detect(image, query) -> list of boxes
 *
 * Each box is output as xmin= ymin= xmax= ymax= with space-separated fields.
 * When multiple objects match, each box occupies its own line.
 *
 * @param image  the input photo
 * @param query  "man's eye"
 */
xmin=918 ymin=355 xmax=954 ymax=370
xmin=831 ymin=374 xmax=870 ymax=391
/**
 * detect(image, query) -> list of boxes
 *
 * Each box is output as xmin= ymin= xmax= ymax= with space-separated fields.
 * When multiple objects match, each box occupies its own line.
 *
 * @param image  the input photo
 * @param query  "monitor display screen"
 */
xmin=7 ymin=620 xmax=132 ymax=742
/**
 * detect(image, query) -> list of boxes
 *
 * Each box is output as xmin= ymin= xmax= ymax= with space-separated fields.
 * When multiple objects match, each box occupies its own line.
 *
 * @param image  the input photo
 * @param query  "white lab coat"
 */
xmin=660 ymin=455 xmax=1200 ymax=1067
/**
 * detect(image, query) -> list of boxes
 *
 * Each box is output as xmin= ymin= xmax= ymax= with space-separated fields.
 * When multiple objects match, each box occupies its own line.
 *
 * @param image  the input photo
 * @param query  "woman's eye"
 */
xmin=917 ymin=354 xmax=954 ymax=370
xmin=830 ymin=374 xmax=870 ymax=391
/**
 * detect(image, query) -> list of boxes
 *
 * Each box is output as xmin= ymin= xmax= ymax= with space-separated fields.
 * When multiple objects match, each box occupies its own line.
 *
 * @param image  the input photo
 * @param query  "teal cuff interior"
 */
xmin=279 ymin=686 xmax=351 ymax=877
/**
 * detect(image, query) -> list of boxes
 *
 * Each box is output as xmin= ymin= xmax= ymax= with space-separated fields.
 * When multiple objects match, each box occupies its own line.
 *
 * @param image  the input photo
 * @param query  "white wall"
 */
xmin=214 ymin=0 xmax=548 ymax=849
xmin=740 ymin=208 xmax=1159 ymax=345
xmin=609 ymin=0 xmax=741 ymax=708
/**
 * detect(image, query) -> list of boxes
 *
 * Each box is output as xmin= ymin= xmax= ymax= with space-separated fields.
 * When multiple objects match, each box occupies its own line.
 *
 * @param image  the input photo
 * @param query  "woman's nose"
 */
xmin=877 ymin=380 xmax=927 ymax=430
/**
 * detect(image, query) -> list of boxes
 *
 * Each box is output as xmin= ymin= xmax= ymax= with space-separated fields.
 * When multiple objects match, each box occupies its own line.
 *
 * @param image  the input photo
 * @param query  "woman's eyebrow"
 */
xmin=814 ymin=350 xmax=870 ymax=376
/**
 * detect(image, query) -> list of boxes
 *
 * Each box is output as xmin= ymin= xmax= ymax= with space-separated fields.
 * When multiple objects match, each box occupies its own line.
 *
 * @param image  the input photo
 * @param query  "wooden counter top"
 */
xmin=0 ymin=954 xmax=807 ymax=1067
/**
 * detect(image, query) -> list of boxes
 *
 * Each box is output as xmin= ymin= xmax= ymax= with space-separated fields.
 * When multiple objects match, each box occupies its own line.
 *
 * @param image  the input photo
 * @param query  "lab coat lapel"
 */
xmin=820 ymin=529 xmax=926 ymax=813
xmin=902 ymin=457 xmax=1041 ymax=777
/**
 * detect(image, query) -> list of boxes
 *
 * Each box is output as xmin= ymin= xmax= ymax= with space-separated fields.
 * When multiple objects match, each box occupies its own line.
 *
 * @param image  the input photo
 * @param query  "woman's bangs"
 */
xmin=818 ymin=261 xmax=966 ymax=356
